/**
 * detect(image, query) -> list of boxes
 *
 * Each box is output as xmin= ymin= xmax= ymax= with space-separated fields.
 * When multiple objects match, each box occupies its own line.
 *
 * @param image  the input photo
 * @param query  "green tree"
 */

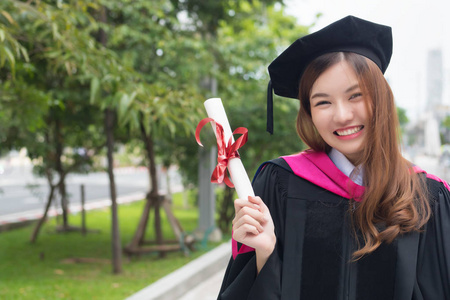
xmin=86 ymin=0 xmax=208 ymax=256
xmin=0 ymin=0 xmax=127 ymax=273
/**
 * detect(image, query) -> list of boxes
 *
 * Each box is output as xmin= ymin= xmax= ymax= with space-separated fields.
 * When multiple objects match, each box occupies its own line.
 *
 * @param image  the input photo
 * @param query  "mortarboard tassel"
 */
xmin=266 ymin=80 xmax=273 ymax=134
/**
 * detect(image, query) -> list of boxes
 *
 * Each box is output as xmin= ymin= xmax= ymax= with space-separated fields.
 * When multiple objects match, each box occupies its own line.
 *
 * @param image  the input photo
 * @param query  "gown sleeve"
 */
xmin=217 ymin=163 xmax=288 ymax=300
xmin=415 ymin=179 xmax=450 ymax=299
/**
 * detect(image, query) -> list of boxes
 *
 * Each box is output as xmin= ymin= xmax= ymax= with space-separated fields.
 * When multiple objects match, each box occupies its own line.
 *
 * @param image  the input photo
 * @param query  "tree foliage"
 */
xmin=1 ymin=0 xmax=206 ymax=177
xmin=1 ymin=0 xmax=313 ymax=244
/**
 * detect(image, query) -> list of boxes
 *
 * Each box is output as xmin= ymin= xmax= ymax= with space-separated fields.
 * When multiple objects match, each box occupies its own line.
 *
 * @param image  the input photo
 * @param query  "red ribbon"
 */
xmin=195 ymin=118 xmax=248 ymax=188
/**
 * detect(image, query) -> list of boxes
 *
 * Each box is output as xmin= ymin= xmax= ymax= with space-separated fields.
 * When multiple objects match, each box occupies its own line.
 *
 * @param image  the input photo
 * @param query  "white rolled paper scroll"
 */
xmin=203 ymin=98 xmax=255 ymax=200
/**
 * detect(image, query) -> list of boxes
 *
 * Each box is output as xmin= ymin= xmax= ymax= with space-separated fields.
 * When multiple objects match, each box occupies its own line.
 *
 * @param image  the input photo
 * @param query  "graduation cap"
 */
xmin=266 ymin=15 xmax=393 ymax=134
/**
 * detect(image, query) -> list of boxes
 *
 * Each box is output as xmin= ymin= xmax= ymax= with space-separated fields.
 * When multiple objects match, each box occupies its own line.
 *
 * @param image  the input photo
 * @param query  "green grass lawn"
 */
xmin=0 ymin=191 xmax=225 ymax=300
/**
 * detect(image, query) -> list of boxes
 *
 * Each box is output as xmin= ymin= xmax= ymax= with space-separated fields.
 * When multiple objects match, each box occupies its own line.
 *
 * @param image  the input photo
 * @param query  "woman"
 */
xmin=218 ymin=16 xmax=450 ymax=299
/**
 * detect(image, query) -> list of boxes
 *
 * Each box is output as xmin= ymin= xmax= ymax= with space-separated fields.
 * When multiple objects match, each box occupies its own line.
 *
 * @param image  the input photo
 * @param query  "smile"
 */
xmin=334 ymin=126 xmax=364 ymax=136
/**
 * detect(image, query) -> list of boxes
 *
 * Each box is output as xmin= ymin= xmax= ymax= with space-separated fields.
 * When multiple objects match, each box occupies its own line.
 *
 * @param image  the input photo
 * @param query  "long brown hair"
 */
xmin=297 ymin=52 xmax=430 ymax=258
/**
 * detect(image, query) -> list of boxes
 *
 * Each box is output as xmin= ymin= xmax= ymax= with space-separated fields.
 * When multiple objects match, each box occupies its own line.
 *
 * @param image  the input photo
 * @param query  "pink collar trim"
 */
xmin=282 ymin=150 xmax=365 ymax=201
xmin=411 ymin=165 xmax=450 ymax=191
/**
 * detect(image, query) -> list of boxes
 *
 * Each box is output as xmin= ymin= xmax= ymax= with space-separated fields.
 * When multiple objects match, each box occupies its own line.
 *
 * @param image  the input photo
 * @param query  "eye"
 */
xmin=349 ymin=93 xmax=362 ymax=100
xmin=314 ymin=100 xmax=331 ymax=107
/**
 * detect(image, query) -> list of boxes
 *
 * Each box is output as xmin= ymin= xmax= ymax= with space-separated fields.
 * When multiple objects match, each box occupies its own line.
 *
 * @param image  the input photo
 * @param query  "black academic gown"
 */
xmin=218 ymin=152 xmax=450 ymax=300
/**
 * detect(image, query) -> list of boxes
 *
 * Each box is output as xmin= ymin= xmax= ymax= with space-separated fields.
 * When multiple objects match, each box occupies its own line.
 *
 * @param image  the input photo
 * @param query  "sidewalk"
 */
xmin=126 ymin=242 xmax=230 ymax=300
xmin=178 ymin=270 xmax=225 ymax=300
xmin=0 ymin=192 xmax=146 ymax=231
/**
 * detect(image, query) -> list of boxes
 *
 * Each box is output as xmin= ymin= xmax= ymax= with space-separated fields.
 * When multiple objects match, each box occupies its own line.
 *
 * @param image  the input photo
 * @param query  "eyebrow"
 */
xmin=345 ymin=84 xmax=360 ymax=93
xmin=310 ymin=83 xmax=360 ymax=99
xmin=310 ymin=92 xmax=329 ymax=100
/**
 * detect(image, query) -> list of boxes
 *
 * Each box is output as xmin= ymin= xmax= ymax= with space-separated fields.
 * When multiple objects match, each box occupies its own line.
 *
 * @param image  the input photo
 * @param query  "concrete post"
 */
xmin=197 ymin=146 xmax=222 ymax=242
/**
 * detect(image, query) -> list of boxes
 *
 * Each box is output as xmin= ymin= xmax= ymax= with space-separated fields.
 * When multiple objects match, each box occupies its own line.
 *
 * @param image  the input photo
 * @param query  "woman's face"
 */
xmin=309 ymin=60 xmax=369 ymax=165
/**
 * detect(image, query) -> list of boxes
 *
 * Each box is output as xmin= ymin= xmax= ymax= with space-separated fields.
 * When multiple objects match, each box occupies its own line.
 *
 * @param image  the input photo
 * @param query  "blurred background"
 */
xmin=1 ymin=0 xmax=449 ymax=299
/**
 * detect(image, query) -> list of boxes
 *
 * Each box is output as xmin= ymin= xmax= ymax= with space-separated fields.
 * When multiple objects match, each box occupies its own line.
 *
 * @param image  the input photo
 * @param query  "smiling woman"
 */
xmin=217 ymin=15 xmax=450 ymax=300
xmin=296 ymin=48 xmax=430 ymax=258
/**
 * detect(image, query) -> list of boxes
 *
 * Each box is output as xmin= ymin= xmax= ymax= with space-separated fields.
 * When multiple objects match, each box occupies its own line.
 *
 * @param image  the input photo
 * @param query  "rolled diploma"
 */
xmin=204 ymin=98 xmax=255 ymax=200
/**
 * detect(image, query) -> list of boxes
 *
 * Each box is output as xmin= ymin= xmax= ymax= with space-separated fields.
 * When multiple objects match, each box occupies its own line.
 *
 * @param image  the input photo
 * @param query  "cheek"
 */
xmin=310 ymin=110 xmax=326 ymax=132
xmin=360 ymin=102 xmax=371 ymax=123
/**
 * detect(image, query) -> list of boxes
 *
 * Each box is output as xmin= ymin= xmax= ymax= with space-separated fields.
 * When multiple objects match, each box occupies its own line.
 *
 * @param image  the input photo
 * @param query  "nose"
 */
xmin=333 ymin=102 xmax=353 ymax=124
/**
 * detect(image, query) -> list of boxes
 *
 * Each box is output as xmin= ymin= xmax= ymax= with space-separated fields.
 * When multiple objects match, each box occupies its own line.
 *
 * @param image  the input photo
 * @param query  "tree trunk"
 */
xmin=30 ymin=183 xmax=56 ymax=243
xmin=126 ymin=119 xmax=157 ymax=248
xmin=125 ymin=119 xmax=189 ymax=256
xmin=139 ymin=119 xmax=164 ymax=254
xmin=30 ymin=131 xmax=57 ymax=242
xmin=140 ymin=122 xmax=158 ymax=200
xmin=54 ymin=117 xmax=69 ymax=229
xmin=127 ymin=193 xmax=153 ymax=249
xmin=99 ymin=5 xmax=122 ymax=274
xmin=104 ymin=108 xmax=122 ymax=274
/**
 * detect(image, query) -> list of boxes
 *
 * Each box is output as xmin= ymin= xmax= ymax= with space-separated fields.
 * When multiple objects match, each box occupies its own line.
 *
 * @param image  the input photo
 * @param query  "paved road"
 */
xmin=0 ymin=163 xmax=183 ymax=225
xmin=0 ymin=164 xmax=149 ymax=216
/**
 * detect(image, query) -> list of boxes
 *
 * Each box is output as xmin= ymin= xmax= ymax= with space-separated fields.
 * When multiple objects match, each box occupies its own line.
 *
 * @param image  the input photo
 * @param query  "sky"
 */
xmin=285 ymin=0 xmax=450 ymax=122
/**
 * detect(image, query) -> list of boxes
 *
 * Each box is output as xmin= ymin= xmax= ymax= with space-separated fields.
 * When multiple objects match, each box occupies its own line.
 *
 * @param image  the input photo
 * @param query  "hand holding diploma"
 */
xmin=233 ymin=196 xmax=276 ymax=273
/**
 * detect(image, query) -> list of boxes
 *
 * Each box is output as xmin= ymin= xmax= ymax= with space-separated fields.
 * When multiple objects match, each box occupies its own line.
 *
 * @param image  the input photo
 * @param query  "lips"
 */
xmin=334 ymin=126 xmax=364 ymax=136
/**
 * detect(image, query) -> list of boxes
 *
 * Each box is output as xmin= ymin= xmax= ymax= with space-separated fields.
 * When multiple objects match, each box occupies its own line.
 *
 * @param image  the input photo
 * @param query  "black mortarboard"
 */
xmin=266 ymin=15 xmax=393 ymax=134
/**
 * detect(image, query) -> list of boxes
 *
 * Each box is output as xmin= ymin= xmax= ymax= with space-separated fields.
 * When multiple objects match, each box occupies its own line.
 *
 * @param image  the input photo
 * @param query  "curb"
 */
xmin=0 ymin=192 xmax=146 ymax=232
xmin=125 ymin=242 xmax=231 ymax=300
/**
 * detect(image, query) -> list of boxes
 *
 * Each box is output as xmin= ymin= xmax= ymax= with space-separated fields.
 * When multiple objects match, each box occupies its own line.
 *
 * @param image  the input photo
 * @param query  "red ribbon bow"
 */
xmin=195 ymin=118 xmax=248 ymax=188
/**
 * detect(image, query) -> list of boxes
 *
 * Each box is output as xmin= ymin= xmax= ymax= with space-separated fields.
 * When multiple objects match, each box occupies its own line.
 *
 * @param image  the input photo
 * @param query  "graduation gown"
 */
xmin=218 ymin=151 xmax=450 ymax=300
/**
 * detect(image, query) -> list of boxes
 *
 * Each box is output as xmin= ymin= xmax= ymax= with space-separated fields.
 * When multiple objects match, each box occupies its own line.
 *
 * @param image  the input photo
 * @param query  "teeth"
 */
xmin=336 ymin=126 xmax=362 ymax=136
